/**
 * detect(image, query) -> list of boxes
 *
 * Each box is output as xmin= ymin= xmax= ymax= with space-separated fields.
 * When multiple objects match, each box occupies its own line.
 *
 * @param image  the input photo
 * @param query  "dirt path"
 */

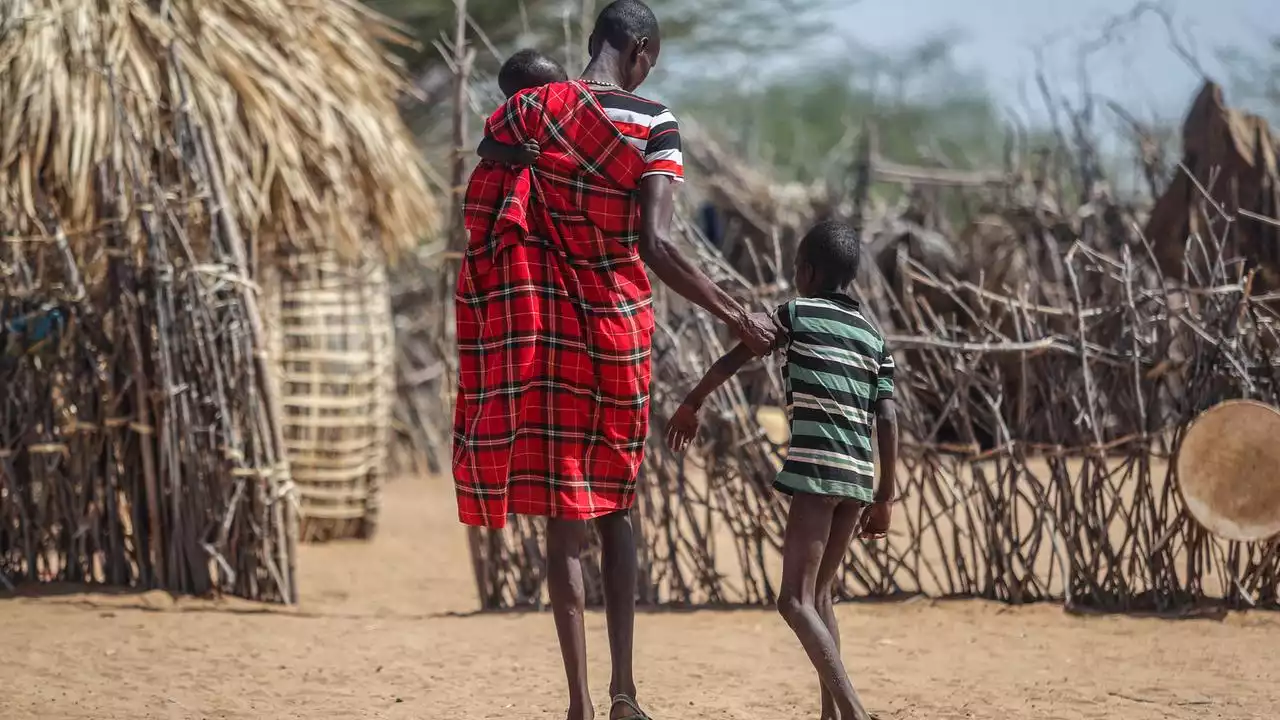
xmin=4 ymin=475 xmax=1278 ymax=720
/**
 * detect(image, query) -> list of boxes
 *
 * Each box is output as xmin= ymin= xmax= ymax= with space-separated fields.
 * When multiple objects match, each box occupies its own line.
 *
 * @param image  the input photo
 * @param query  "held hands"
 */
xmin=665 ymin=403 xmax=701 ymax=452
xmin=735 ymin=311 xmax=777 ymax=356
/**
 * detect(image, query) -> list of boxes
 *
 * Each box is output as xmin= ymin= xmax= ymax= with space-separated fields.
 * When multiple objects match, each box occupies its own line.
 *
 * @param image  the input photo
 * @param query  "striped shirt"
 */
xmin=586 ymin=84 xmax=684 ymax=182
xmin=773 ymin=294 xmax=895 ymax=502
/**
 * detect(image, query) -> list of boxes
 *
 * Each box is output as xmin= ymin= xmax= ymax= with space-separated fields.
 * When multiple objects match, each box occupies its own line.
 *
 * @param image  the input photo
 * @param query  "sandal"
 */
xmin=610 ymin=694 xmax=652 ymax=720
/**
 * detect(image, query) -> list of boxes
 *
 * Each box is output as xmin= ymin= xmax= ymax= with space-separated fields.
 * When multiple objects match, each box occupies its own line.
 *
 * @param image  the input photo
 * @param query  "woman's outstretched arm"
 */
xmin=638 ymin=175 xmax=775 ymax=355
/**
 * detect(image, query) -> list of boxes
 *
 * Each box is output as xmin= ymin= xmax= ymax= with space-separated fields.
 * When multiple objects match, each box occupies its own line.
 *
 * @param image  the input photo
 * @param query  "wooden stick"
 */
xmin=449 ymin=0 xmax=473 ymax=255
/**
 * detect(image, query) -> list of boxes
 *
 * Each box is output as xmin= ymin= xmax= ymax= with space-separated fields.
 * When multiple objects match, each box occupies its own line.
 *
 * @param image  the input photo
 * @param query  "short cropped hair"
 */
xmin=497 ymin=49 xmax=568 ymax=97
xmin=592 ymin=0 xmax=659 ymax=53
xmin=798 ymin=221 xmax=862 ymax=290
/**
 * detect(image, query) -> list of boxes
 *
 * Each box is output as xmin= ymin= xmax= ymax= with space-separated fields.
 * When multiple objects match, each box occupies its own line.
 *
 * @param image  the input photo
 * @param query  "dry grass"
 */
xmin=0 ymin=0 xmax=437 ymax=262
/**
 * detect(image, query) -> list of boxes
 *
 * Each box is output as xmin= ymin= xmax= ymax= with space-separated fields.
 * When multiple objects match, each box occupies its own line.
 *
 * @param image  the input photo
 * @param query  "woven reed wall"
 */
xmin=264 ymin=251 xmax=395 ymax=542
xmin=465 ymin=237 xmax=1280 ymax=612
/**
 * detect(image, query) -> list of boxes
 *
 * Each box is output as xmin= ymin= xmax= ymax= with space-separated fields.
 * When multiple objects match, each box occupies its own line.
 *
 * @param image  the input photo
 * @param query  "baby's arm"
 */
xmin=476 ymin=136 xmax=540 ymax=166
xmin=665 ymin=342 xmax=755 ymax=452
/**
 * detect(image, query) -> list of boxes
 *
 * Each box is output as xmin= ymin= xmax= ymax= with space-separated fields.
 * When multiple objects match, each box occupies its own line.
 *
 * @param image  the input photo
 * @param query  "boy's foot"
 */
xmin=609 ymin=694 xmax=652 ymax=720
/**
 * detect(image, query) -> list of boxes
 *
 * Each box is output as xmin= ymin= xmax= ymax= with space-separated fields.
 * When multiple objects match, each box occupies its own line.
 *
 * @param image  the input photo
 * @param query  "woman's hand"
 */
xmin=734 ymin=312 xmax=777 ymax=356
xmin=666 ymin=403 xmax=701 ymax=452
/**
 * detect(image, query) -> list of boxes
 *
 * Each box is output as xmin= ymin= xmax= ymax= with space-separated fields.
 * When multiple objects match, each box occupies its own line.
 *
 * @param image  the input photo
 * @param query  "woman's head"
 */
xmin=588 ymin=0 xmax=660 ymax=92
xmin=794 ymin=221 xmax=862 ymax=296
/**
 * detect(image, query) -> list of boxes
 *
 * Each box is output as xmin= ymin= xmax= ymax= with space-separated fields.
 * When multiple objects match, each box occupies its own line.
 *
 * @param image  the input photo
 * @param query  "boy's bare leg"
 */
xmin=595 ymin=510 xmax=641 ymax=719
xmin=778 ymin=494 xmax=872 ymax=720
xmin=547 ymin=518 xmax=594 ymax=720
xmin=814 ymin=501 xmax=868 ymax=720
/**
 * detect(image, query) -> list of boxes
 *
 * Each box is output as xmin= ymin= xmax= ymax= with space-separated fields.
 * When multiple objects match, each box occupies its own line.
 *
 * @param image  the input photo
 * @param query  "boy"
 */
xmin=666 ymin=220 xmax=898 ymax=720
xmin=475 ymin=49 xmax=567 ymax=167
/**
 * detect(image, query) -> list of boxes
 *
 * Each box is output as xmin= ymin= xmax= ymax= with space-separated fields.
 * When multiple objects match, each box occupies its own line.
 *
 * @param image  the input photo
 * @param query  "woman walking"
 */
xmin=453 ymin=2 xmax=774 ymax=718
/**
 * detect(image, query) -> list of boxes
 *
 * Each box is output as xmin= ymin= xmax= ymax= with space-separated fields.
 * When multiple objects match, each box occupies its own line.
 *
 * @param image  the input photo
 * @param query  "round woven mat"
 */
xmin=1177 ymin=399 xmax=1280 ymax=542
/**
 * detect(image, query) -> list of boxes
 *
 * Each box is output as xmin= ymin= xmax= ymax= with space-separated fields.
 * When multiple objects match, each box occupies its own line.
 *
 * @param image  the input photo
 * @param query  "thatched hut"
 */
xmin=0 ymin=0 xmax=436 ymax=601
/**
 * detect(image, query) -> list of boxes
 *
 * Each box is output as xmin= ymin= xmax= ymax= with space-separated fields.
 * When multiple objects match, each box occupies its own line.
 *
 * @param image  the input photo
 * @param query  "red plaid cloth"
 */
xmin=453 ymin=81 xmax=654 ymax=529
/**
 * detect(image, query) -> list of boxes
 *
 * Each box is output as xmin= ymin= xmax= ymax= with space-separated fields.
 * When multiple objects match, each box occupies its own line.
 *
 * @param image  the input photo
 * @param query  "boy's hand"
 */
xmin=666 ymin=403 xmax=700 ymax=452
xmin=860 ymin=501 xmax=892 ymax=539
xmin=514 ymin=140 xmax=541 ymax=166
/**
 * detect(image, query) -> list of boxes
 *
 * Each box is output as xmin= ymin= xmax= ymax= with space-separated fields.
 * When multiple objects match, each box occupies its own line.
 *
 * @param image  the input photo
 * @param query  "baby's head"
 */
xmin=498 ymin=49 xmax=569 ymax=98
xmin=794 ymin=220 xmax=862 ymax=296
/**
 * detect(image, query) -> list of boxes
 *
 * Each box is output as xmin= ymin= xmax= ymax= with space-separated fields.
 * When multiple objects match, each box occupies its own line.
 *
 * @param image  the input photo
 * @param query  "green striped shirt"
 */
xmin=773 ymin=294 xmax=894 ymax=502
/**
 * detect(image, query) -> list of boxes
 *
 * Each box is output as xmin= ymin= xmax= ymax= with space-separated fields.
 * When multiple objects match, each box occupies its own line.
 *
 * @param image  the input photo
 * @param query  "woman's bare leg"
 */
xmin=777 ymin=494 xmax=872 ymax=720
xmin=547 ymin=518 xmax=593 ymax=720
xmin=594 ymin=510 xmax=640 ymax=719
xmin=814 ymin=501 xmax=868 ymax=720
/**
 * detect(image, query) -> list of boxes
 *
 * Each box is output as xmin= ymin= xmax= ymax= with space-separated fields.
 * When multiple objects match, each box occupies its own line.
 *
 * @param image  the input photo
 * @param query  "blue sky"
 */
xmin=831 ymin=0 xmax=1274 ymax=121
xmin=651 ymin=0 xmax=1275 ymax=125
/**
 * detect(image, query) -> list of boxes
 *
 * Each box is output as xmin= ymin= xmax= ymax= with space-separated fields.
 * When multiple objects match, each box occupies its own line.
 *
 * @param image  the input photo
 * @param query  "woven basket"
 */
xmin=264 ymin=250 xmax=395 ymax=542
xmin=1177 ymin=399 xmax=1280 ymax=541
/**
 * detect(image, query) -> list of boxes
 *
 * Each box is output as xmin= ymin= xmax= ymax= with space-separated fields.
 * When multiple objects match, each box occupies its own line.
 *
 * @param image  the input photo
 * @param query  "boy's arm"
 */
xmin=862 ymin=348 xmax=899 ymax=538
xmin=873 ymin=399 xmax=898 ymax=502
xmin=859 ymin=398 xmax=898 ymax=538
xmin=679 ymin=342 xmax=755 ymax=410
xmin=873 ymin=349 xmax=898 ymax=502
xmin=476 ymin=136 xmax=539 ymax=166
xmin=667 ymin=342 xmax=756 ymax=452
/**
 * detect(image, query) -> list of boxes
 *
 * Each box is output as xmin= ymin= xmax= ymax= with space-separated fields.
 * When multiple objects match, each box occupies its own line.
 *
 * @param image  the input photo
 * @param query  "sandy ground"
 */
xmin=4 ymin=474 xmax=1280 ymax=720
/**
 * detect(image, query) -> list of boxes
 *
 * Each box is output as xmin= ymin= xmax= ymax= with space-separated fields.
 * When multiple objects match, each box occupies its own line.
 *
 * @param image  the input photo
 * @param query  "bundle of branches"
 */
xmin=0 ymin=0 xmax=436 ymax=600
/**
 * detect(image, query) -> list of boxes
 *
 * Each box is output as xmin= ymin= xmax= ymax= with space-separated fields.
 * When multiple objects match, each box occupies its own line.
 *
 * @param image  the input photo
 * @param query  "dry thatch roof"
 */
xmin=0 ymin=0 xmax=438 ymax=261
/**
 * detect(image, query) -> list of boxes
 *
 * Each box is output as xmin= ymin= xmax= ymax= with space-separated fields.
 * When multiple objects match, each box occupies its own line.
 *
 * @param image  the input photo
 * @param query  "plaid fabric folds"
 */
xmin=453 ymin=81 xmax=655 ymax=529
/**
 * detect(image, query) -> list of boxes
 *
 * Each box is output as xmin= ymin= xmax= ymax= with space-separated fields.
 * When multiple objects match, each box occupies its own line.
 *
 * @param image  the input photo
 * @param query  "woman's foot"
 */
xmin=609 ymin=694 xmax=651 ymax=720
